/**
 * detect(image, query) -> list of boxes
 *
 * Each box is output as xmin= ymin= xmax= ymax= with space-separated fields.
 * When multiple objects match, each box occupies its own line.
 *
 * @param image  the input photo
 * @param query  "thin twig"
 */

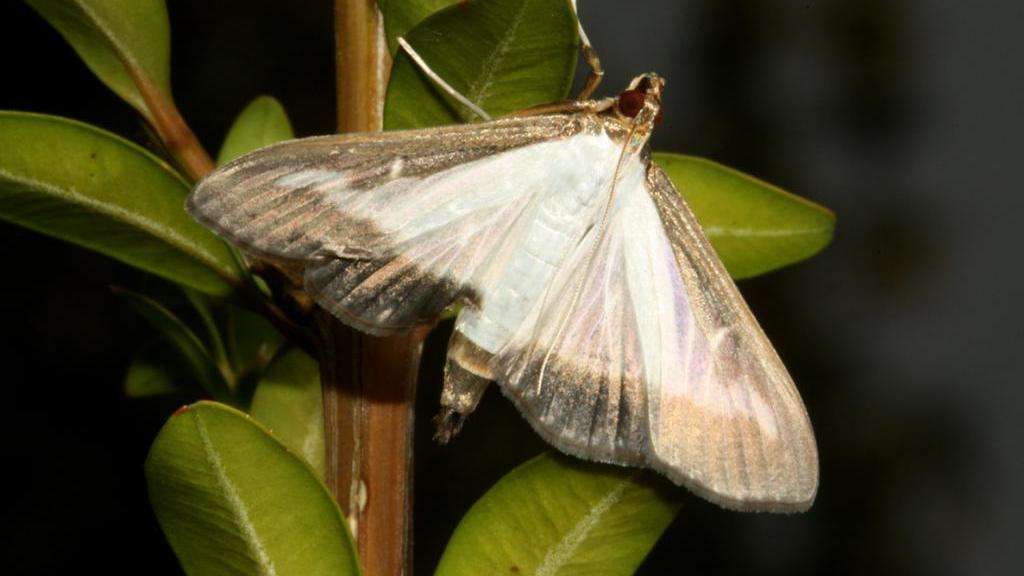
xmin=131 ymin=71 xmax=215 ymax=181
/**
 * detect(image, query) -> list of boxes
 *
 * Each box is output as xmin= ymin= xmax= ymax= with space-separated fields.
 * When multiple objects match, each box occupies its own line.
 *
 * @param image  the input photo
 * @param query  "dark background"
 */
xmin=1 ymin=0 xmax=1021 ymax=574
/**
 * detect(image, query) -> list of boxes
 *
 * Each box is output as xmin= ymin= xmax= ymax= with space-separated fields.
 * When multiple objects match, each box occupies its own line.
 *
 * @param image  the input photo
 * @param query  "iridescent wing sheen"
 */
xmin=188 ymin=115 xmax=593 ymax=335
xmin=490 ymin=160 xmax=818 ymax=512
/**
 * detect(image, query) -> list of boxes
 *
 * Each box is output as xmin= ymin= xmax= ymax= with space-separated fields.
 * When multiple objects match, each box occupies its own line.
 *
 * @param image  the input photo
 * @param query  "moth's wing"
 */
xmin=490 ymin=162 xmax=652 ymax=468
xmin=188 ymin=116 xmax=580 ymax=334
xmin=642 ymin=164 xmax=818 ymax=510
xmin=493 ymin=159 xmax=818 ymax=512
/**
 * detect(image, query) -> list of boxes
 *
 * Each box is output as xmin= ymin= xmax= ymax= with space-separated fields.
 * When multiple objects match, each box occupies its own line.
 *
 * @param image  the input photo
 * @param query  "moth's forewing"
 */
xmin=188 ymin=115 xmax=583 ymax=334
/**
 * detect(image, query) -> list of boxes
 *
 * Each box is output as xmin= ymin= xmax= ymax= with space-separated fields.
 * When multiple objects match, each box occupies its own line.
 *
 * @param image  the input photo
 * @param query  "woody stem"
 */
xmin=322 ymin=2 xmax=420 ymax=576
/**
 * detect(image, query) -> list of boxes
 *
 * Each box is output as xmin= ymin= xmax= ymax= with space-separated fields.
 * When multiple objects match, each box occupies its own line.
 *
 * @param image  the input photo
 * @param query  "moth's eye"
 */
xmin=635 ymin=76 xmax=652 ymax=92
xmin=618 ymin=89 xmax=644 ymax=118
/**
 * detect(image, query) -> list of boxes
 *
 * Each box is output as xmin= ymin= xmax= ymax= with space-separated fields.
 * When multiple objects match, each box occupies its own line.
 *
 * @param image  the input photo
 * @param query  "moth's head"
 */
xmin=615 ymin=73 xmax=665 ymax=126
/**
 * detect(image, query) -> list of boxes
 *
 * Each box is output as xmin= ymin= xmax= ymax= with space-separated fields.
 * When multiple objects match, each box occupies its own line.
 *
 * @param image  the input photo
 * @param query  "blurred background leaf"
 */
xmin=24 ymin=0 xmax=172 ymax=122
xmin=124 ymin=338 xmax=198 ymax=398
xmin=436 ymin=453 xmax=681 ymax=576
xmin=217 ymin=95 xmax=295 ymax=165
xmin=146 ymin=401 xmax=359 ymax=576
xmin=225 ymin=305 xmax=286 ymax=382
xmin=114 ymin=287 xmax=231 ymax=404
xmin=384 ymin=0 xmax=579 ymax=130
xmin=654 ymin=153 xmax=835 ymax=280
xmin=0 ymin=112 xmax=243 ymax=296
xmin=182 ymin=288 xmax=232 ymax=383
xmin=250 ymin=349 xmax=325 ymax=478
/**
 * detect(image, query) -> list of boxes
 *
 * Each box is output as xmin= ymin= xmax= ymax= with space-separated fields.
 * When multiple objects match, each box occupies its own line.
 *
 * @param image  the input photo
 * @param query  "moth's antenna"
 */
xmin=571 ymin=0 xmax=604 ymax=100
xmin=397 ymin=37 xmax=492 ymax=122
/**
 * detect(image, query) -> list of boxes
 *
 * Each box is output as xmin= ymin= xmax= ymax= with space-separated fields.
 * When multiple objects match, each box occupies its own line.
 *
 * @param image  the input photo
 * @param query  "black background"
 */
xmin=1 ymin=1 xmax=1021 ymax=574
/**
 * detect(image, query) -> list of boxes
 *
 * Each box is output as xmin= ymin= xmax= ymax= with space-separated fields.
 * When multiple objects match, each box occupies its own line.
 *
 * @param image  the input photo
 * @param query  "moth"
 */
xmin=187 ymin=27 xmax=818 ymax=513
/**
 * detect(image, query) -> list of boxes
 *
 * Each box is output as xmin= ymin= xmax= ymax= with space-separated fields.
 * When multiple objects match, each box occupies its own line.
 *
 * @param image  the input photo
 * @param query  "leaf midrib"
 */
xmin=465 ymin=0 xmax=530 ymax=111
xmin=534 ymin=479 xmax=632 ymax=576
xmin=704 ymin=225 xmax=833 ymax=239
xmin=192 ymin=412 xmax=279 ymax=576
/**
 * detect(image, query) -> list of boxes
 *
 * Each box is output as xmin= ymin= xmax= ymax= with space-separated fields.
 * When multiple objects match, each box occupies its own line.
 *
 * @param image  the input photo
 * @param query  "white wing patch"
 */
xmin=453 ymin=135 xmax=623 ymax=354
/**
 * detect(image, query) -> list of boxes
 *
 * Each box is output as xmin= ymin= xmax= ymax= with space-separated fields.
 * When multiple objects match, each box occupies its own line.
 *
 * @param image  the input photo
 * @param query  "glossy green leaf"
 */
xmin=25 ymin=0 xmax=172 ymax=121
xmin=124 ymin=339 xmax=195 ymax=398
xmin=217 ymin=96 xmax=295 ymax=165
xmin=0 ymin=112 xmax=243 ymax=296
xmin=437 ymin=453 xmax=681 ymax=576
xmin=654 ymin=153 xmax=836 ymax=280
xmin=379 ymin=0 xmax=459 ymax=53
xmin=146 ymin=401 xmax=359 ymax=576
xmin=115 ymin=288 xmax=231 ymax=404
xmin=250 ymin=349 xmax=325 ymax=478
xmin=384 ymin=0 xmax=579 ymax=130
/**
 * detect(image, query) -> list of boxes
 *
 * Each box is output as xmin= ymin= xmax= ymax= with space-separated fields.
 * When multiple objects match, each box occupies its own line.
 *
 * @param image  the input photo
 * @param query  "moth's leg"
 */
xmin=572 ymin=0 xmax=604 ymax=100
xmin=397 ymin=37 xmax=492 ymax=121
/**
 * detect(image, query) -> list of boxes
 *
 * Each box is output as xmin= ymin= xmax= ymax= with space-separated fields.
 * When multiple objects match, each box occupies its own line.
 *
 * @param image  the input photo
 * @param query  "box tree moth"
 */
xmin=187 ymin=17 xmax=818 ymax=513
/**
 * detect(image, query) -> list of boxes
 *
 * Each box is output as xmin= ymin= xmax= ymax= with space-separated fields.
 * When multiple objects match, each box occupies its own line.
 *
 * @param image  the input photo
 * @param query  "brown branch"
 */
xmin=325 ymin=2 xmax=419 ymax=576
xmin=319 ymin=320 xmax=425 ymax=576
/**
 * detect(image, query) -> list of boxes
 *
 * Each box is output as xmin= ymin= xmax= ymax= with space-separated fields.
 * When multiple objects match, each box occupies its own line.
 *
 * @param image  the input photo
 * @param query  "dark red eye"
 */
xmin=618 ymin=89 xmax=644 ymax=118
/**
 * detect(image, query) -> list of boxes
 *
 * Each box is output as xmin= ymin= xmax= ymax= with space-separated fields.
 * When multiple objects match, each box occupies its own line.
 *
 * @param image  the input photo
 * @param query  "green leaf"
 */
xmin=250 ymin=349 xmax=325 ymax=478
xmin=654 ymin=153 xmax=836 ymax=279
xmin=217 ymin=96 xmax=295 ymax=165
xmin=225 ymin=305 xmax=285 ymax=378
xmin=115 ymin=288 xmax=232 ymax=404
xmin=0 ymin=112 xmax=243 ymax=296
xmin=146 ymin=401 xmax=359 ymax=576
xmin=378 ymin=0 xmax=459 ymax=53
xmin=183 ymin=288 xmax=232 ymax=380
xmin=25 ymin=0 xmax=172 ymax=121
xmin=124 ymin=339 xmax=196 ymax=398
xmin=384 ymin=0 xmax=579 ymax=130
xmin=437 ymin=453 xmax=681 ymax=576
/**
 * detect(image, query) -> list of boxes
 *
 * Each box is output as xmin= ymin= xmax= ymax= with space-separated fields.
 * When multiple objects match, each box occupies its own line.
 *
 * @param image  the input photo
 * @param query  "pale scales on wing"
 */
xmin=187 ymin=73 xmax=818 ymax=513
